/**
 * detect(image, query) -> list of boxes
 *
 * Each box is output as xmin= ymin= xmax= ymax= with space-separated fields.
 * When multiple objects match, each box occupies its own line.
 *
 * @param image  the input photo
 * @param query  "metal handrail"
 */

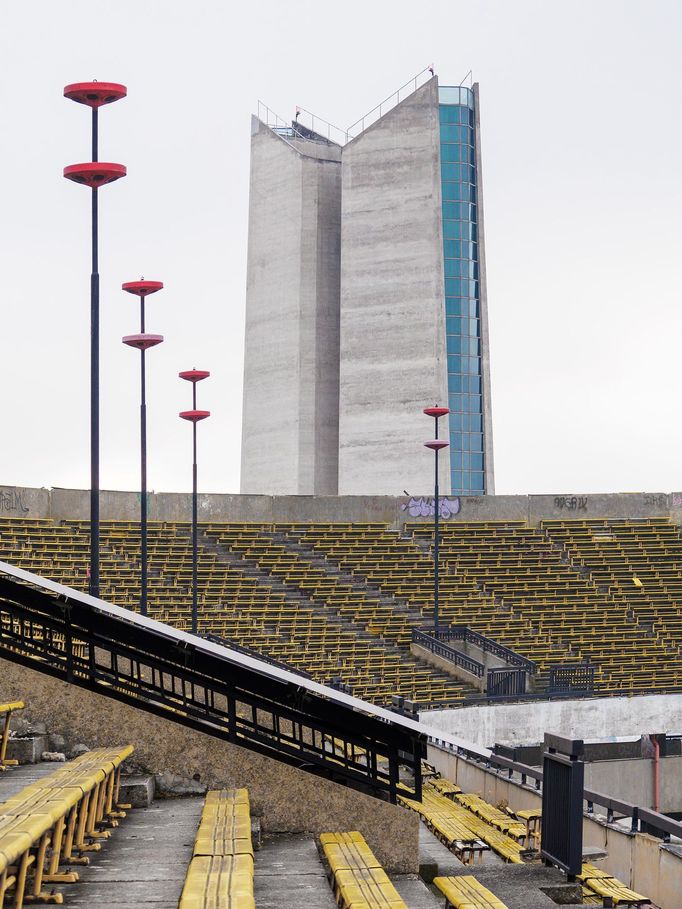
xmin=429 ymin=736 xmax=682 ymax=844
xmin=412 ymin=628 xmax=484 ymax=677
xmin=345 ymin=66 xmax=435 ymax=140
xmin=422 ymin=625 xmax=536 ymax=673
xmin=293 ymin=106 xmax=347 ymax=146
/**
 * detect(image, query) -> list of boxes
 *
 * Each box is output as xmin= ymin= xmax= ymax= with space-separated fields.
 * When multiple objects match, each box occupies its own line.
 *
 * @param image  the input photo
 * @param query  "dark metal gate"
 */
xmin=541 ymin=733 xmax=584 ymax=878
xmin=486 ymin=667 xmax=527 ymax=698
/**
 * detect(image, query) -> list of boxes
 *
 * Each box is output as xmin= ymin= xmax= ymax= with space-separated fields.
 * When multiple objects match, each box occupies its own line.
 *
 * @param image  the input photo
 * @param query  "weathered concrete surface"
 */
xmin=61 ymin=797 xmax=202 ymax=908
xmin=585 ymin=755 xmax=682 ymax=814
xmin=421 ymin=692 xmax=682 ymax=748
xmin=254 ymin=834 xmax=337 ymax=909
xmin=3 ymin=483 xmax=682 ymax=527
xmin=241 ymin=118 xmax=341 ymax=496
xmin=0 ymin=659 xmax=419 ymax=874
xmin=0 ymin=760 xmax=65 ymax=801
xmin=339 ymin=76 xmax=450 ymax=496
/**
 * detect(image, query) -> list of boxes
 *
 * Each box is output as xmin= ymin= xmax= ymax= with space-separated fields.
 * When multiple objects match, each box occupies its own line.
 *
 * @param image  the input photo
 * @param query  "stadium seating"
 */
xmin=0 ymin=701 xmax=23 ymax=770
xmin=0 ymin=745 xmax=132 ymax=908
xmin=319 ymin=830 xmax=407 ymax=909
xmin=1 ymin=514 xmax=681 ymax=703
xmin=180 ymin=788 xmax=254 ymax=909
xmin=398 ymin=780 xmax=525 ymax=864
xmin=434 ymin=875 xmax=509 ymax=909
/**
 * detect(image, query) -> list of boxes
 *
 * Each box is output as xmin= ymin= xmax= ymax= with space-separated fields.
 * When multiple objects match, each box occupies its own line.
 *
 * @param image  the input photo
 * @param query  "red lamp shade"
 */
xmin=122 ymin=280 xmax=164 ymax=296
xmin=64 ymin=82 xmax=127 ymax=107
xmin=180 ymin=410 xmax=210 ymax=422
xmin=64 ymin=162 xmax=126 ymax=188
xmin=179 ymin=370 xmax=210 ymax=383
xmin=122 ymin=334 xmax=164 ymax=350
xmin=424 ymin=439 xmax=449 ymax=451
xmin=424 ymin=406 xmax=450 ymax=418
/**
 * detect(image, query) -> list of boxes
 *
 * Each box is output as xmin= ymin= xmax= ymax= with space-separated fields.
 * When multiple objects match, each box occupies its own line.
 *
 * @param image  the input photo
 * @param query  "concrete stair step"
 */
xmin=253 ymin=833 xmax=337 ymax=909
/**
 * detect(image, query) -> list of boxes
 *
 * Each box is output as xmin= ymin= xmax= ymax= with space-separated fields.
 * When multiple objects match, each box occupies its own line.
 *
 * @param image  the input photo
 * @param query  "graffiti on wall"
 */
xmin=400 ymin=496 xmax=461 ymax=519
xmin=643 ymin=494 xmax=667 ymax=508
xmin=0 ymin=489 xmax=29 ymax=514
xmin=554 ymin=496 xmax=588 ymax=512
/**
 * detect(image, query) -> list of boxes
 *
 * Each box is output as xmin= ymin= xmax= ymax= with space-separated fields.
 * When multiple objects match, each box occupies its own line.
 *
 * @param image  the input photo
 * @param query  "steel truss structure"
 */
xmin=0 ymin=562 xmax=424 ymax=802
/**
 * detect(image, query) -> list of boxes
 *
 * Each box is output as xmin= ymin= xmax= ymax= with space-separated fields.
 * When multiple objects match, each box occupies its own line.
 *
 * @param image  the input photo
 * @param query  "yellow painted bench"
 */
xmin=579 ymin=865 xmax=649 ymax=907
xmin=180 ymin=789 xmax=254 ymax=909
xmin=434 ymin=874 xmax=509 ymax=909
xmin=0 ymin=745 xmax=133 ymax=908
xmin=320 ymin=831 xmax=407 ymax=909
xmin=0 ymin=702 xmax=24 ymax=770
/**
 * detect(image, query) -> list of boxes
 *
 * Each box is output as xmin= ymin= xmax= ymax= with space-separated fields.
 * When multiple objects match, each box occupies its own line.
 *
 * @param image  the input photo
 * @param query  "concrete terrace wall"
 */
xmin=2 ymin=484 xmax=682 ymax=528
xmin=421 ymin=693 xmax=682 ymax=749
xmin=0 ymin=659 xmax=419 ymax=874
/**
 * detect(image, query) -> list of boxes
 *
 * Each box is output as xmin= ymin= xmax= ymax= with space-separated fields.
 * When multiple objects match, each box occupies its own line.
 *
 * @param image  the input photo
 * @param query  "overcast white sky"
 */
xmin=1 ymin=1 xmax=681 ymax=497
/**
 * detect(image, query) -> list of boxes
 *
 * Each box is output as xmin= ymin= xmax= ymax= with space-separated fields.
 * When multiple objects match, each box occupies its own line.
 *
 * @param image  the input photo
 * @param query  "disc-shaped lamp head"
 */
xmin=179 ymin=410 xmax=211 ymax=422
xmin=179 ymin=370 xmax=210 ymax=383
xmin=424 ymin=406 xmax=450 ymax=419
xmin=424 ymin=439 xmax=449 ymax=451
xmin=122 ymin=334 xmax=164 ymax=351
xmin=64 ymin=162 xmax=126 ymax=188
xmin=122 ymin=280 xmax=164 ymax=297
xmin=64 ymin=82 xmax=127 ymax=108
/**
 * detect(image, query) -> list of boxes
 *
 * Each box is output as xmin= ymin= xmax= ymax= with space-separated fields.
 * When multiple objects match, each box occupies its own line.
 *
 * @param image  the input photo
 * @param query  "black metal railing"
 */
xmin=548 ymin=664 xmax=595 ymax=694
xmin=412 ymin=628 xmax=484 ymax=678
xmin=486 ymin=667 xmax=527 ymax=698
xmin=202 ymin=633 xmax=314 ymax=680
xmin=0 ymin=568 xmax=424 ymax=803
xmin=421 ymin=625 xmax=536 ymax=673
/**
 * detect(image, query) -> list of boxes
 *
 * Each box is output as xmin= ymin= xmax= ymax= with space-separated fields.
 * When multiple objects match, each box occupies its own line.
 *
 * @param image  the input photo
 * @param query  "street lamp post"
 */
xmin=424 ymin=406 xmax=450 ymax=631
xmin=179 ymin=370 xmax=211 ymax=635
xmin=122 ymin=280 xmax=164 ymax=616
xmin=64 ymin=81 xmax=127 ymax=598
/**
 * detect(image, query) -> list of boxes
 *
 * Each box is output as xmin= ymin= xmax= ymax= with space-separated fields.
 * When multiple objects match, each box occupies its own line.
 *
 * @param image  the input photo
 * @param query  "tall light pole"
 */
xmin=179 ymin=370 xmax=210 ymax=635
xmin=424 ymin=406 xmax=450 ymax=631
xmin=122 ymin=280 xmax=164 ymax=616
xmin=64 ymin=81 xmax=127 ymax=598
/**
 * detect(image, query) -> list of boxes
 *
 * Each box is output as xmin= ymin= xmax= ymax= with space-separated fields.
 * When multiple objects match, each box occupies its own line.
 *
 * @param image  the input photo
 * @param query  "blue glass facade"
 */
xmin=439 ymin=86 xmax=485 ymax=495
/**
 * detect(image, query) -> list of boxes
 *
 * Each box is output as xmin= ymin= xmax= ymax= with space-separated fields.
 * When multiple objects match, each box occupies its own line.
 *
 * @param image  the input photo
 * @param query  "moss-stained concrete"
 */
xmin=0 ymin=658 xmax=418 ymax=873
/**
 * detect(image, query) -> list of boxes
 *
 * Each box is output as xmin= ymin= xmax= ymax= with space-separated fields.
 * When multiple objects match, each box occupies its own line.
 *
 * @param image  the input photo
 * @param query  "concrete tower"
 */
xmin=240 ymin=117 xmax=342 ymax=495
xmin=241 ymin=75 xmax=494 ymax=497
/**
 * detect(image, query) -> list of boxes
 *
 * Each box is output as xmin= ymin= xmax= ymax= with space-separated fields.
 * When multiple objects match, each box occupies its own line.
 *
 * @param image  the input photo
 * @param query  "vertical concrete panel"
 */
xmin=339 ymin=77 xmax=450 ymax=495
xmin=241 ymin=120 xmax=341 ymax=495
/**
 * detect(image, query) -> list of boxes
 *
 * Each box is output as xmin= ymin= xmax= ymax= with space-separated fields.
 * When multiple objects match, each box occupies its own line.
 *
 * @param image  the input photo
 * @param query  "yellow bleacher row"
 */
xmin=1 ymin=516 xmax=681 ymax=700
xmin=180 ymin=789 xmax=254 ymax=909
xmin=0 ymin=703 xmax=23 ymax=772
xmin=319 ymin=830 xmax=407 ymax=909
xmin=434 ymin=875 xmax=509 ymax=909
xmin=0 ymin=745 xmax=132 ymax=909
xmin=403 ymin=772 xmax=650 ymax=909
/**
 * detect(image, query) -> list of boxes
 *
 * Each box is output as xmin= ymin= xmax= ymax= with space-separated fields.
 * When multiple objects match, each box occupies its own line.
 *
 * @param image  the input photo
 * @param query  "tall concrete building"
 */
xmin=241 ymin=75 xmax=494 ymax=497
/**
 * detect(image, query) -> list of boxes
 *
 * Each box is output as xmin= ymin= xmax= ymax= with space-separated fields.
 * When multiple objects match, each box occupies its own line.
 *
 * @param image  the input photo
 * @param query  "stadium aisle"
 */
xmin=254 ymin=833 xmax=337 ymax=908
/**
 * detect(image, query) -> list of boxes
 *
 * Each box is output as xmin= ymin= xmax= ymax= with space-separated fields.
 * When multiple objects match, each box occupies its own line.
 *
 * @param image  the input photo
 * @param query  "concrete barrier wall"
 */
xmin=421 ymin=693 xmax=682 ymax=748
xmin=2 ymin=483 xmax=682 ymax=528
xmin=0 ymin=659 xmax=419 ymax=873
xmin=426 ymin=742 xmax=681 ymax=909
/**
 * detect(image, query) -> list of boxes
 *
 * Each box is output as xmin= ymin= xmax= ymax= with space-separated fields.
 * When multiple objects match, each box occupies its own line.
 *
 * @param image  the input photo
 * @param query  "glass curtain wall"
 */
xmin=439 ymin=86 xmax=485 ymax=495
